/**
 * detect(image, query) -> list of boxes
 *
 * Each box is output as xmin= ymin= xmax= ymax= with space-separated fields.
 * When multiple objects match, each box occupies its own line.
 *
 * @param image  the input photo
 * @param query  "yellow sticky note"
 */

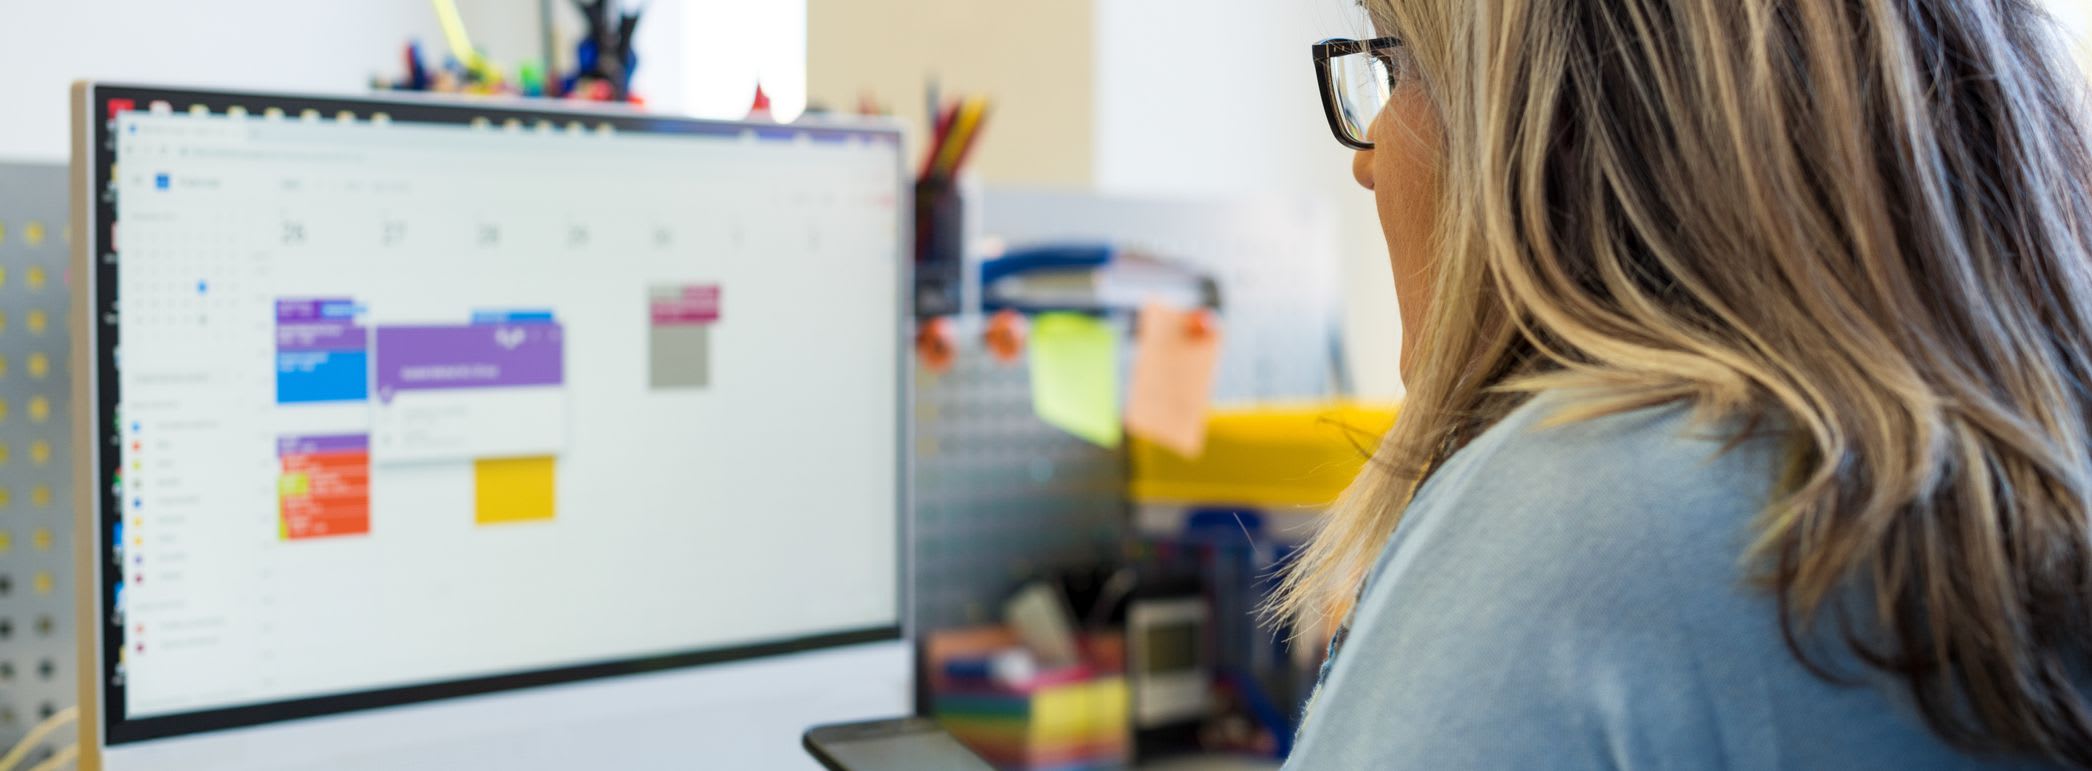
xmin=474 ymin=456 xmax=556 ymax=525
xmin=1127 ymin=302 xmax=1223 ymax=458
xmin=1030 ymin=313 xmax=1120 ymax=448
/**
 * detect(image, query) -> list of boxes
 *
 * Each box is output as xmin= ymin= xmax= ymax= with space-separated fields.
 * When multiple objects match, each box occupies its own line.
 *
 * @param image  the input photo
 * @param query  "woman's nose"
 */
xmin=1352 ymin=108 xmax=1381 ymax=191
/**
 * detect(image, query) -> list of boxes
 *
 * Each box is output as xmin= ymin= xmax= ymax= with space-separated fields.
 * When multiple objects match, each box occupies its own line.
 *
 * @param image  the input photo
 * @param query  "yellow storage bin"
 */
xmin=1128 ymin=402 xmax=1399 ymax=509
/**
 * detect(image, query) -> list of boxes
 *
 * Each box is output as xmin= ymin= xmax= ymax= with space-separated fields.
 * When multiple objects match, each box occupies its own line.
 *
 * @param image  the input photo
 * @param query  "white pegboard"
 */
xmin=0 ymin=161 xmax=77 ymax=763
xmin=909 ymin=191 xmax=1346 ymax=636
xmin=911 ymin=326 xmax=1128 ymax=633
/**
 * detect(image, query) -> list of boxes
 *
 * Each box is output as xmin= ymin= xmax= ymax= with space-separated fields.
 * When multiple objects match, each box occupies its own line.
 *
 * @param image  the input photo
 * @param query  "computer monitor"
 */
xmin=70 ymin=83 xmax=911 ymax=770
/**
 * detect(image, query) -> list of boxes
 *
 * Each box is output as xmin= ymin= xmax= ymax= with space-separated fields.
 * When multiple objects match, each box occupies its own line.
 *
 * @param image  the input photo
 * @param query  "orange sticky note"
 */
xmin=1126 ymin=302 xmax=1221 ymax=457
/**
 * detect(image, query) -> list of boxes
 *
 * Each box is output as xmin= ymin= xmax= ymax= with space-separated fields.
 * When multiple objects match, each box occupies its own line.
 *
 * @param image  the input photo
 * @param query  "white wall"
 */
xmin=0 ymin=0 xmax=808 ymax=155
xmin=628 ymin=0 xmax=807 ymax=121
xmin=2050 ymin=0 xmax=2092 ymax=42
xmin=2046 ymin=0 xmax=2092 ymax=71
xmin=1094 ymin=0 xmax=1404 ymax=398
xmin=0 ymin=0 xmax=542 ymax=162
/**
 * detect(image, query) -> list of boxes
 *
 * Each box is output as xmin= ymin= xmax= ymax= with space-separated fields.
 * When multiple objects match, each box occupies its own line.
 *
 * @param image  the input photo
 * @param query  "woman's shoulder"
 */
xmin=1456 ymin=390 xmax=1782 ymax=504
xmin=1295 ymin=392 xmax=2046 ymax=769
xmin=1300 ymin=391 xmax=1788 ymax=767
xmin=1386 ymin=389 xmax=1784 ymax=576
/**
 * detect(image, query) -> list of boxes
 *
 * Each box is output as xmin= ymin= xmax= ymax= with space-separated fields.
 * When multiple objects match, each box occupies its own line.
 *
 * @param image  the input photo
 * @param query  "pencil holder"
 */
xmin=915 ymin=176 xmax=966 ymax=317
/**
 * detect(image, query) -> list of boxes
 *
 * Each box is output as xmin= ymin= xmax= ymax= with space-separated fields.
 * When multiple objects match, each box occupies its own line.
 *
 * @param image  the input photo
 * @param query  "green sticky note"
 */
xmin=1031 ymin=313 xmax=1121 ymax=448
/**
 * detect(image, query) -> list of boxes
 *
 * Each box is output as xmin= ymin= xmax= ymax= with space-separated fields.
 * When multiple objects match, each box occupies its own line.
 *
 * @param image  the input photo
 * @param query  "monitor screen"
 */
xmin=79 ymin=85 xmax=906 ymax=745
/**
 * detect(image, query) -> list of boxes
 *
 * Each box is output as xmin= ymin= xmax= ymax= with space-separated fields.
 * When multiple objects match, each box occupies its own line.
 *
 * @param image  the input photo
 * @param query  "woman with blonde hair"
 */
xmin=1284 ymin=0 xmax=2092 ymax=767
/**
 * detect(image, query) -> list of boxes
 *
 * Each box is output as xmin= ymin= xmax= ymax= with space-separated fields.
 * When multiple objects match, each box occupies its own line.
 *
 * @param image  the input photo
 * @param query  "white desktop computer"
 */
xmin=69 ymin=83 xmax=910 ymax=770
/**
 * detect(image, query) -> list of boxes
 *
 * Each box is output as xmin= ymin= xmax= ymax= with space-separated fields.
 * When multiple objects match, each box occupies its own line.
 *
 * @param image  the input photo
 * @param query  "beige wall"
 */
xmin=807 ymin=0 xmax=1093 ymax=187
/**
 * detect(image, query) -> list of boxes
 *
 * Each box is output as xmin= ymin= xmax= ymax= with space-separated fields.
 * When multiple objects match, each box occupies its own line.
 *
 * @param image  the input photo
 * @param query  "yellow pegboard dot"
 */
xmin=0 ymin=398 xmax=13 ymax=423
xmin=32 ymin=571 xmax=52 ymax=595
xmin=29 ymin=441 xmax=48 ymax=466
xmin=27 ymin=396 xmax=49 ymax=424
xmin=0 ymin=356 xmax=10 ymax=379
xmin=0 ymin=220 xmax=7 ymax=246
xmin=22 ymin=221 xmax=43 ymax=247
xmin=26 ymin=310 xmax=45 ymax=334
xmin=24 ymin=266 xmax=44 ymax=292
xmin=0 ymin=442 xmax=11 ymax=466
xmin=26 ymin=352 xmax=45 ymax=379
xmin=0 ymin=308 xmax=10 ymax=332
xmin=0 ymin=487 xmax=13 ymax=507
xmin=31 ymin=485 xmax=50 ymax=507
xmin=0 ymin=530 xmax=10 ymax=553
xmin=32 ymin=527 xmax=51 ymax=551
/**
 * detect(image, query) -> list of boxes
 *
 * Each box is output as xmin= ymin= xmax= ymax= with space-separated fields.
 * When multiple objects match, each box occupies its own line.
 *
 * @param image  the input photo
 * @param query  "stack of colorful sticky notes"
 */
xmin=936 ymin=673 xmax=1130 ymax=770
xmin=927 ymin=627 xmax=1132 ymax=770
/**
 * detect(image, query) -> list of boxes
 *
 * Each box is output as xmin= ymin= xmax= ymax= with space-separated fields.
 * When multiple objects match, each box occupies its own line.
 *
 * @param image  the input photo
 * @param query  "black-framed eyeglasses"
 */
xmin=1314 ymin=37 xmax=1406 ymax=151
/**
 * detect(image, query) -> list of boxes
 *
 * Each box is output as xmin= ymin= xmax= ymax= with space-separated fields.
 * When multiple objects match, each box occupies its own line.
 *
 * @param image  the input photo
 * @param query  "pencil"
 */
xmin=919 ymin=101 xmax=958 ymax=181
xmin=932 ymin=97 xmax=985 ymax=178
xmin=947 ymin=100 xmax=992 ymax=177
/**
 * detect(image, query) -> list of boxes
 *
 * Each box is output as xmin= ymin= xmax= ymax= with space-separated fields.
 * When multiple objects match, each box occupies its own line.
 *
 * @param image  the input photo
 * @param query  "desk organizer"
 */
xmin=926 ymin=626 xmax=1132 ymax=771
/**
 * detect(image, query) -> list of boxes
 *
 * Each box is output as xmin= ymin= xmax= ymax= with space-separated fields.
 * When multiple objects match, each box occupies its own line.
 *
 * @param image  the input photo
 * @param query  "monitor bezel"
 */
xmin=72 ymin=82 xmax=913 ymax=748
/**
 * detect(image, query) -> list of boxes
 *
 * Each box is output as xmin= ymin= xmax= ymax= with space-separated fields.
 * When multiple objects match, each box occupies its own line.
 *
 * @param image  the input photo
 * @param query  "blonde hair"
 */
xmin=1276 ymin=0 xmax=2092 ymax=763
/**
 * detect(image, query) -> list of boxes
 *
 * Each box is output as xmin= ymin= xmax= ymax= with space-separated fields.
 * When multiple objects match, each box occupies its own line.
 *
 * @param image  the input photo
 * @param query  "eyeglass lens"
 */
xmin=1331 ymin=51 xmax=1394 ymax=147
